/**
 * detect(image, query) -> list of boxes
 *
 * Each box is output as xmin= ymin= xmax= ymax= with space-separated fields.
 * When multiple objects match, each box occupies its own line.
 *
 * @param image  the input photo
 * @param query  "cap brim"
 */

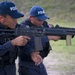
xmin=37 ymin=14 xmax=50 ymax=21
xmin=9 ymin=11 xmax=24 ymax=18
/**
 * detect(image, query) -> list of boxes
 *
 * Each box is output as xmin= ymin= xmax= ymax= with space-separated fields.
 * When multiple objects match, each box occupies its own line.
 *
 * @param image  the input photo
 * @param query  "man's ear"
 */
xmin=30 ymin=16 xmax=33 ymax=20
xmin=0 ymin=16 xmax=4 ymax=23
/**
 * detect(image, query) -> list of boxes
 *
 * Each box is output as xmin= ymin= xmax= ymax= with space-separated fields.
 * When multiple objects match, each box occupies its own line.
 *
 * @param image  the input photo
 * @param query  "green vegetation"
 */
xmin=48 ymin=22 xmax=75 ymax=74
xmin=0 ymin=0 xmax=75 ymax=23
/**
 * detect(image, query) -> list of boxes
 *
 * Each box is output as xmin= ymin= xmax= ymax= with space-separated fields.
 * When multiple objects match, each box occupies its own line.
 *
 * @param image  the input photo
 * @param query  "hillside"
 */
xmin=0 ymin=0 xmax=75 ymax=22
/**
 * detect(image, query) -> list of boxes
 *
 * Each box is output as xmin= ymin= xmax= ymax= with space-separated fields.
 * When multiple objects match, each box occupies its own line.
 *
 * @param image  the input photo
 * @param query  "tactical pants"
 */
xmin=19 ymin=63 xmax=48 ymax=75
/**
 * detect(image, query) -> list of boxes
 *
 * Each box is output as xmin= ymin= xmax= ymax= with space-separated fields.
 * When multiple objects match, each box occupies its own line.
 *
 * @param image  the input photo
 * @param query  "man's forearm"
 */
xmin=0 ymin=41 xmax=15 ymax=56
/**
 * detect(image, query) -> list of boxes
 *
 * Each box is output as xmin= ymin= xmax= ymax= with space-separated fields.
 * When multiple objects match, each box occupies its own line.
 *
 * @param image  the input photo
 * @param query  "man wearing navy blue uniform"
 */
xmin=0 ymin=1 xmax=30 ymax=75
xmin=19 ymin=6 xmax=60 ymax=75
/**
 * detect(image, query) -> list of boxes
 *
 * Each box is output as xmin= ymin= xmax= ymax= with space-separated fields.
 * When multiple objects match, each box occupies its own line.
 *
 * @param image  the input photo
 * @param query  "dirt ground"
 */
xmin=43 ymin=51 xmax=75 ymax=75
xmin=16 ymin=51 xmax=75 ymax=75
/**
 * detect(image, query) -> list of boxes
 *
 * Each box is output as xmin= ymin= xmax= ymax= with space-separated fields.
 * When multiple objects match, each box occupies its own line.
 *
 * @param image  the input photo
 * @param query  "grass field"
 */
xmin=43 ymin=22 xmax=75 ymax=75
xmin=44 ymin=38 xmax=75 ymax=75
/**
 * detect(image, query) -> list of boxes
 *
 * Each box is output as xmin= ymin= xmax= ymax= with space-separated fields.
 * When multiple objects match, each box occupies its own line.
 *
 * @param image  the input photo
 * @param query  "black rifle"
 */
xmin=0 ymin=26 xmax=75 ymax=51
xmin=0 ymin=25 xmax=75 ymax=38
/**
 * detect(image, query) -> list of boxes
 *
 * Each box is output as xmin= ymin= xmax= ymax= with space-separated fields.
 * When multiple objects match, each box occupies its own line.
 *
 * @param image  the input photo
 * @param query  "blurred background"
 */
xmin=0 ymin=0 xmax=75 ymax=75
xmin=0 ymin=0 xmax=75 ymax=24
